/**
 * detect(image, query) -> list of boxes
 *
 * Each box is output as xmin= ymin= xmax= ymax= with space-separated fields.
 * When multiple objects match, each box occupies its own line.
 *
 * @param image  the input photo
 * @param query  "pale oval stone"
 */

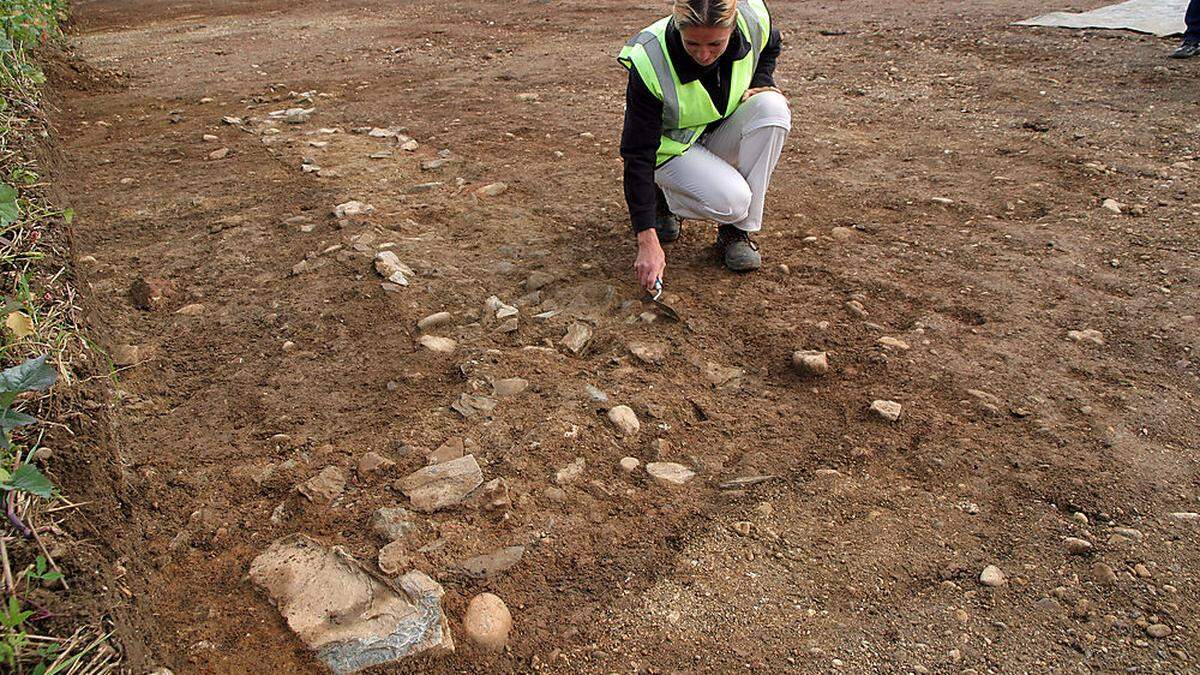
xmin=979 ymin=565 xmax=1005 ymax=587
xmin=417 ymin=335 xmax=457 ymax=354
xmin=1064 ymin=537 xmax=1093 ymax=555
xmin=646 ymin=462 xmax=695 ymax=487
xmin=1146 ymin=623 xmax=1172 ymax=639
xmin=462 ymin=593 xmax=512 ymax=652
xmin=607 ymin=405 xmax=640 ymax=437
xmin=476 ymin=182 xmax=508 ymax=197
xmin=417 ymin=311 xmax=453 ymax=330
xmin=619 ymin=457 xmax=640 ymax=474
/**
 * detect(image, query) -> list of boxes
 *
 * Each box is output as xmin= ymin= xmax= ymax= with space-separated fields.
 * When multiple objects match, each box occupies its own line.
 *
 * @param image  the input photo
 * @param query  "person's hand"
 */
xmin=634 ymin=229 xmax=666 ymax=292
xmin=740 ymin=86 xmax=783 ymax=103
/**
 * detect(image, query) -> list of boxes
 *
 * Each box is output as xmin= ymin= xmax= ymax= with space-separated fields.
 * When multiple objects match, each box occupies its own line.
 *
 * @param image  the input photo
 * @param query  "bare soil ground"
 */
xmin=48 ymin=0 xmax=1200 ymax=671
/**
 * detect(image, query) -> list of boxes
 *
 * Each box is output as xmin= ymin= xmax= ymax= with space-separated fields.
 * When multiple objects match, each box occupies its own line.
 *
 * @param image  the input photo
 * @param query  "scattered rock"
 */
xmin=476 ymin=182 xmax=508 ymax=197
xmin=297 ymin=467 xmax=347 ymax=504
xmin=607 ymin=405 xmax=640 ymax=437
xmin=791 ymin=350 xmax=829 ymax=376
xmin=428 ymin=438 xmax=465 ymax=465
xmin=554 ymin=457 xmax=586 ymax=485
xmin=628 ymin=341 xmax=668 ymax=364
xmin=544 ymin=486 xmax=567 ymax=503
xmin=450 ymin=393 xmax=498 ymax=419
xmin=208 ymin=147 xmax=230 ymax=160
xmin=1064 ymin=537 xmax=1093 ymax=555
xmin=878 ymin=336 xmax=910 ymax=350
xmin=1109 ymin=527 xmax=1143 ymax=542
xmin=491 ymin=377 xmax=528 ymax=397
xmin=417 ymin=335 xmax=457 ymax=354
xmin=462 ymin=593 xmax=512 ymax=653
xmin=397 ymin=455 xmax=483 ymax=512
xmin=374 ymin=251 xmax=413 ymax=286
xmin=1169 ymin=512 xmax=1200 ymax=522
xmin=1134 ymin=563 xmax=1152 ymax=578
xmin=732 ymin=521 xmax=753 ymax=536
xmin=525 ymin=271 xmax=555 ymax=291
xmin=619 ymin=457 xmax=640 ymax=474
xmin=458 ymin=546 xmax=525 ymax=580
xmin=561 ymin=322 xmax=593 ymax=354
xmin=845 ymin=300 xmax=868 ymax=318
xmin=407 ymin=181 xmax=442 ymax=193
xmin=175 ymin=303 xmax=205 ymax=316
xmin=477 ymin=478 xmax=511 ymax=512
xmin=1146 ymin=624 xmax=1172 ymax=639
xmin=1092 ymin=562 xmax=1118 ymax=585
xmin=1101 ymin=198 xmax=1124 ymax=214
xmin=334 ymin=200 xmax=374 ymax=219
xmin=515 ymin=92 xmax=540 ymax=101
xmin=585 ymin=384 xmax=608 ymax=403
xmin=979 ymin=565 xmax=1006 ymax=587
xmin=378 ymin=541 xmax=411 ymax=576
xmin=703 ymin=362 xmax=745 ymax=387
xmin=371 ymin=507 xmax=417 ymax=542
xmin=485 ymin=296 xmax=518 ymax=320
xmin=249 ymin=535 xmax=453 ymax=672
xmin=646 ymin=462 xmax=695 ymax=487
xmin=1067 ymin=329 xmax=1104 ymax=346
xmin=870 ymin=400 xmax=902 ymax=422
xmin=417 ymin=312 xmax=453 ymax=331
xmin=357 ymin=452 xmax=395 ymax=476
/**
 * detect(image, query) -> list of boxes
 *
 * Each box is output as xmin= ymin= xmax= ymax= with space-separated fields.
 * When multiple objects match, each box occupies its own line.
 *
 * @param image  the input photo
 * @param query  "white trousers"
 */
xmin=654 ymin=91 xmax=791 ymax=233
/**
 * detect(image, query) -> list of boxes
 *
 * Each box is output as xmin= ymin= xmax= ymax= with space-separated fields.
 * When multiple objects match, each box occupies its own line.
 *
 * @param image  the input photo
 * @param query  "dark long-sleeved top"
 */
xmin=620 ymin=17 xmax=781 ymax=233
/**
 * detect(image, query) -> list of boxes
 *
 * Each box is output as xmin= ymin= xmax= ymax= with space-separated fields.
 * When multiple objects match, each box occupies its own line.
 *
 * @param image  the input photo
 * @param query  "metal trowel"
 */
xmin=644 ymin=278 xmax=681 ymax=322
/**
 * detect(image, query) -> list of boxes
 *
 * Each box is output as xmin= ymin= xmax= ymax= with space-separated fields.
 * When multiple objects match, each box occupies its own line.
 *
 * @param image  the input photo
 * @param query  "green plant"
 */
xmin=0 ymin=355 xmax=55 ymax=499
xmin=0 ymin=594 xmax=34 ymax=668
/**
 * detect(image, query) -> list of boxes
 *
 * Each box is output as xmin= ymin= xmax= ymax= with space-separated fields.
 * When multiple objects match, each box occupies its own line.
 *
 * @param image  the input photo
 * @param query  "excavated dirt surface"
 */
xmin=52 ymin=0 xmax=1199 ymax=672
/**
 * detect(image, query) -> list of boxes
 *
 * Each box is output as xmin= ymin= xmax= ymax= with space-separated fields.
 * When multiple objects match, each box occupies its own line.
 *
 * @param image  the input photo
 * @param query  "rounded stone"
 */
xmin=1064 ymin=537 xmax=1093 ymax=555
xmin=979 ymin=565 xmax=1005 ymax=587
xmin=607 ymin=405 xmax=640 ymax=437
xmin=463 ymin=592 xmax=513 ymax=652
xmin=619 ymin=457 xmax=640 ymax=474
xmin=377 ymin=540 xmax=410 ymax=576
xmin=1146 ymin=624 xmax=1172 ymax=639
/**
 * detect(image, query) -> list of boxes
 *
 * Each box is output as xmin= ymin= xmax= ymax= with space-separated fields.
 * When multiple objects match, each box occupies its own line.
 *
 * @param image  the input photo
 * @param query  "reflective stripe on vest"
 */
xmin=618 ymin=0 xmax=771 ymax=165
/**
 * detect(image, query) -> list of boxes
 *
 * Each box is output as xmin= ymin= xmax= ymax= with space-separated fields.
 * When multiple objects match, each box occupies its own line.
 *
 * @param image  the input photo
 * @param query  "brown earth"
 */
xmin=47 ymin=0 xmax=1200 ymax=672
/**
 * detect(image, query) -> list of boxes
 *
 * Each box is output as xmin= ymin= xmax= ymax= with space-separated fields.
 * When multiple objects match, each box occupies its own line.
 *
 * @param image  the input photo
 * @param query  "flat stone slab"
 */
xmin=249 ymin=534 xmax=453 ymax=674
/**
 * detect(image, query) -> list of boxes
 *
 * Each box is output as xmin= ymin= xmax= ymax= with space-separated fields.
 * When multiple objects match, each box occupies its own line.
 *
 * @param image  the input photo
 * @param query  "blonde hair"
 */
xmin=672 ymin=0 xmax=738 ymax=28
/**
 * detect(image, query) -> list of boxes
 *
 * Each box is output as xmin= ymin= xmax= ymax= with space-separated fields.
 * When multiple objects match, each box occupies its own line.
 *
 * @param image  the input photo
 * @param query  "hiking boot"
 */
xmin=1170 ymin=40 xmax=1200 ymax=59
xmin=715 ymin=224 xmax=761 ymax=272
xmin=655 ymin=188 xmax=681 ymax=243
xmin=655 ymin=211 xmax=681 ymax=243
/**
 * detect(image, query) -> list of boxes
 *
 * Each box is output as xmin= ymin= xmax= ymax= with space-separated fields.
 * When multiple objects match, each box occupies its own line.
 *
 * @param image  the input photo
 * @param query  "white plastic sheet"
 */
xmin=1016 ymin=0 xmax=1188 ymax=37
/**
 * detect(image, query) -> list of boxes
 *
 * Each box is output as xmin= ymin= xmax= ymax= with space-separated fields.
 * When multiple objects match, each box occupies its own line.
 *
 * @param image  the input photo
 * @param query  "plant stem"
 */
xmin=0 ymin=535 xmax=13 ymax=595
xmin=4 ymin=491 xmax=31 ymax=539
